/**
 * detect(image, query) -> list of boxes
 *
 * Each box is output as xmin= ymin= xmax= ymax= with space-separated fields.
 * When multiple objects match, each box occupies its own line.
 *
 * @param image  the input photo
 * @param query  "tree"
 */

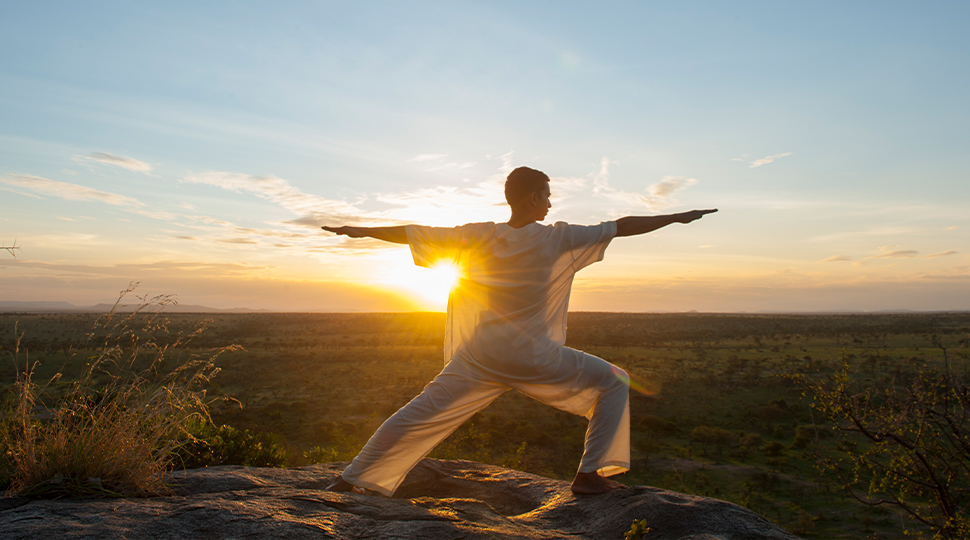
xmin=799 ymin=342 xmax=969 ymax=539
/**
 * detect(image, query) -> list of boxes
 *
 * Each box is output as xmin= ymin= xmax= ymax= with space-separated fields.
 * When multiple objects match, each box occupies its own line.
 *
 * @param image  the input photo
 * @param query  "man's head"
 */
xmin=505 ymin=166 xmax=551 ymax=220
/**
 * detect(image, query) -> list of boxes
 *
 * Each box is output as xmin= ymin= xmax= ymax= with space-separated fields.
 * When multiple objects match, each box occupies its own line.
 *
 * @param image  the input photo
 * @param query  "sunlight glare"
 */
xmin=379 ymin=255 xmax=461 ymax=311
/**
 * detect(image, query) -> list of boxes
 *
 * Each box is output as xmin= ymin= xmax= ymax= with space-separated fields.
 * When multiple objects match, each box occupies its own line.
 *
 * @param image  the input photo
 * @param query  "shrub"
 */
xmin=624 ymin=518 xmax=651 ymax=540
xmin=0 ymin=286 xmax=232 ymax=497
xmin=175 ymin=420 xmax=287 ymax=468
xmin=800 ymin=347 xmax=970 ymax=539
xmin=762 ymin=441 xmax=786 ymax=457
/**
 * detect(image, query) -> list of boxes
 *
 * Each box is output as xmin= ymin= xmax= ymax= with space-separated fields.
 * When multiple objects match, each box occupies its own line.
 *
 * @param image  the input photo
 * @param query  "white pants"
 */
xmin=341 ymin=347 xmax=630 ymax=496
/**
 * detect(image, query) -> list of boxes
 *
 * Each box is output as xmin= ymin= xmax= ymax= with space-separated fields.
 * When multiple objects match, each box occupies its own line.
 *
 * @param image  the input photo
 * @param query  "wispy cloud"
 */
xmin=182 ymin=171 xmax=364 ymax=227
xmin=946 ymin=226 xmax=959 ymax=231
xmin=810 ymin=226 xmax=917 ymax=244
xmin=0 ymin=258 xmax=272 ymax=277
xmin=588 ymin=157 xmax=697 ymax=211
xmin=0 ymin=174 xmax=144 ymax=207
xmin=868 ymin=247 xmax=919 ymax=259
xmin=926 ymin=250 xmax=957 ymax=258
xmin=75 ymin=152 xmax=153 ymax=173
xmin=734 ymin=152 xmax=793 ymax=168
xmin=821 ymin=255 xmax=851 ymax=262
xmin=180 ymin=156 xmax=699 ymax=251
xmin=217 ymin=238 xmax=258 ymax=245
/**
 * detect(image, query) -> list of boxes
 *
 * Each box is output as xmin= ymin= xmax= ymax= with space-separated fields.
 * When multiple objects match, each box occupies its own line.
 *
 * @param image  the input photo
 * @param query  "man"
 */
xmin=323 ymin=166 xmax=716 ymax=496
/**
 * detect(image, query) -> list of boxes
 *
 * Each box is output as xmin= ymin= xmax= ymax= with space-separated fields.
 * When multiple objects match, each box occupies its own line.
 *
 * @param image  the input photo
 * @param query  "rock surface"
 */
xmin=0 ymin=459 xmax=798 ymax=539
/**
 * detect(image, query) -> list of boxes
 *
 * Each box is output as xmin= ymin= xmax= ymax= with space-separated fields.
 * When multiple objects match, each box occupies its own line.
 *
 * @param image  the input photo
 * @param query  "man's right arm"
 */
xmin=322 ymin=225 xmax=409 ymax=244
xmin=615 ymin=209 xmax=717 ymax=237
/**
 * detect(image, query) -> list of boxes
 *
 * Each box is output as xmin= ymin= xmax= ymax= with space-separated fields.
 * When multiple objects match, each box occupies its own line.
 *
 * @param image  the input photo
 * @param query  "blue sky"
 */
xmin=1 ymin=1 xmax=967 ymax=311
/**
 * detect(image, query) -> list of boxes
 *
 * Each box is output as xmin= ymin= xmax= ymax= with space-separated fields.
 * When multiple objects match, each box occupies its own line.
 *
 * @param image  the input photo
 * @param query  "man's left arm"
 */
xmin=614 ymin=209 xmax=717 ymax=237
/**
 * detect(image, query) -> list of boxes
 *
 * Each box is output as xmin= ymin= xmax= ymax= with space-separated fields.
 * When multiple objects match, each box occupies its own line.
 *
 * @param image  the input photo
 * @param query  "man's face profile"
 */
xmin=533 ymin=182 xmax=552 ymax=222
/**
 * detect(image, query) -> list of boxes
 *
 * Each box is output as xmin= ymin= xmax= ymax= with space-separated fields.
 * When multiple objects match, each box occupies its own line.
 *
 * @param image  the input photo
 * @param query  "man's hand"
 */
xmin=674 ymin=209 xmax=718 ymax=224
xmin=322 ymin=225 xmax=367 ymax=238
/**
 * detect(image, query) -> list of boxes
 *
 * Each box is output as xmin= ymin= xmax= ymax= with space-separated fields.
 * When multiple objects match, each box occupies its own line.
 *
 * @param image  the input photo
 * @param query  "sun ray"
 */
xmin=378 ymin=256 xmax=461 ymax=310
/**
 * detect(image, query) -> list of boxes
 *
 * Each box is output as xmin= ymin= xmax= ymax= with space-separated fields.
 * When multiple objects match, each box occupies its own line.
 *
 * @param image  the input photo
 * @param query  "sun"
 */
xmin=379 ymin=254 xmax=461 ymax=310
xmin=416 ymin=261 xmax=461 ymax=299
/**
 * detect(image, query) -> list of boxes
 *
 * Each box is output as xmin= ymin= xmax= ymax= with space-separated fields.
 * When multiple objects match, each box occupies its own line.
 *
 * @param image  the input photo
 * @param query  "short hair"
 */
xmin=504 ymin=167 xmax=550 ymax=206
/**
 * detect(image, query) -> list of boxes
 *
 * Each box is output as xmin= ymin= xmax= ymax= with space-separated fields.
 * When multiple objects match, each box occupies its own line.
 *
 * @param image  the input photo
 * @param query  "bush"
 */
xmin=175 ymin=420 xmax=287 ymax=468
xmin=800 ymin=342 xmax=970 ymax=539
xmin=762 ymin=441 xmax=786 ymax=457
xmin=623 ymin=518 xmax=651 ymax=540
xmin=0 ymin=287 xmax=232 ymax=497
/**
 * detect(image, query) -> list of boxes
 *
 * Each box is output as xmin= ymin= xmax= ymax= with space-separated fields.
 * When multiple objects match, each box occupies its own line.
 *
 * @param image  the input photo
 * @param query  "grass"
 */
xmin=3 ymin=309 xmax=968 ymax=537
xmin=1 ymin=285 xmax=233 ymax=497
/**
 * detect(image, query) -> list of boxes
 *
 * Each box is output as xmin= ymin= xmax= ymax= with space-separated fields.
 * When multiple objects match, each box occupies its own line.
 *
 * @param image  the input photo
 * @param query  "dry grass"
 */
xmin=2 ymin=285 xmax=236 ymax=497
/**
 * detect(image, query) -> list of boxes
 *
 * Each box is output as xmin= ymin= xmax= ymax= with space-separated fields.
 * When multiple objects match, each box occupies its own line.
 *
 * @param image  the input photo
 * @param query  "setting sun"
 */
xmin=379 ymin=254 xmax=462 ymax=310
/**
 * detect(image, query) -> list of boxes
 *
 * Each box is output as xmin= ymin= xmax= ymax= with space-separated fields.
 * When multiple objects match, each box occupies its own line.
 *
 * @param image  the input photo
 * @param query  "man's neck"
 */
xmin=507 ymin=212 xmax=537 ymax=229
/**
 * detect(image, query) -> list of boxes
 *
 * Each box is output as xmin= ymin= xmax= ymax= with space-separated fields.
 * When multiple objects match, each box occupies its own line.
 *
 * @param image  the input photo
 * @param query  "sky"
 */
xmin=1 ymin=1 xmax=968 ymax=312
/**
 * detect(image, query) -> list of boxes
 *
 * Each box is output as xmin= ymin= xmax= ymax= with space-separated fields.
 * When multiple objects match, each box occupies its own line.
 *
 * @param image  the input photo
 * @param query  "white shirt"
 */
xmin=406 ymin=221 xmax=617 ymax=379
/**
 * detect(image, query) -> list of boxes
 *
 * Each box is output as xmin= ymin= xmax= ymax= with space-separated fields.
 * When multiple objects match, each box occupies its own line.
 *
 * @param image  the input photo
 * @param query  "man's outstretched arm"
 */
xmin=615 ymin=209 xmax=717 ymax=237
xmin=322 ymin=225 xmax=409 ymax=244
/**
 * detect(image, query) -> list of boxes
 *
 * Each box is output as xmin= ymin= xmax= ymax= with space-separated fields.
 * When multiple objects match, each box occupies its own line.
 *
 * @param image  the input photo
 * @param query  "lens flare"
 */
xmin=612 ymin=365 xmax=660 ymax=396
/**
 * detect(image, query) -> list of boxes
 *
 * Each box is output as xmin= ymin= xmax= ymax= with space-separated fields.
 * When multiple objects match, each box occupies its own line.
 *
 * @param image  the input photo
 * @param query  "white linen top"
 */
xmin=405 ymin=221 xmax=617 ymax=377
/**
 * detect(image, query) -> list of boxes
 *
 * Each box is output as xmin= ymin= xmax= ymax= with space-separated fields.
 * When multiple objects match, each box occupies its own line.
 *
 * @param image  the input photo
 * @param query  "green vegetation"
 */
xmin=623 ymin=518 xmax=651 ymax=540
xmin=174 ymin=420 xmax=288 ymax=469
xmin=800 ymin=337 xmax=969 ymax=539
xmin=2 ymin=309 xmax=968 ymax=538
xmin=0 ymin=291 xmax=229 ymax=497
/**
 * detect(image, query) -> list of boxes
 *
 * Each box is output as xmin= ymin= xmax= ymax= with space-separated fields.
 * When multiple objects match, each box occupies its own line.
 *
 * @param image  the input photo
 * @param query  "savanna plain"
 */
xmin=4 ymin=310 xmax=969 ymax=539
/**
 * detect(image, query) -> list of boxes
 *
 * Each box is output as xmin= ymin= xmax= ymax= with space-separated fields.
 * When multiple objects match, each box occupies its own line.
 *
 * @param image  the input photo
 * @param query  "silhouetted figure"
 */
xmin=323 ymin=166 xmax=716 ymax=495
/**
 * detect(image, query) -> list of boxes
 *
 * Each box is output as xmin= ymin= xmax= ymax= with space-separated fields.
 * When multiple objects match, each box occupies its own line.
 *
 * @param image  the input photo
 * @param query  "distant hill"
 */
xmin=0 ymin=301 xmax=269 ymax=313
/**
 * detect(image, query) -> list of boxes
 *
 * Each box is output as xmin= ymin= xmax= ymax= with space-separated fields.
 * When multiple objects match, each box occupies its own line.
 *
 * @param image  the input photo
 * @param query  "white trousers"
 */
xmin=341 ymin=346 xmax=630 ymax=496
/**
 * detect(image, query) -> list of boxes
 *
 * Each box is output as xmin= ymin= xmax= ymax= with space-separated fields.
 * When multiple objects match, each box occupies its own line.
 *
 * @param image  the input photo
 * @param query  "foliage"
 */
xmin=689 ymin=426 xmax=737 ymax=459
xmin=623 ymin=518 xmax=651 ymax=540
xmin=0 ymin=286 xmax=231 ymax=497
xmin=7 ymin=309 xmax=970 ymax=537
xmin=175 ymin=420 xmax=287 ymax=468
xmin=800 ymin=341 xmax=970 ymax=539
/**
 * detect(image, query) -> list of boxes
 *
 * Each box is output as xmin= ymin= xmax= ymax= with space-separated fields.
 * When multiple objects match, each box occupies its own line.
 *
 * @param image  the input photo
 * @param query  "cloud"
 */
xmin=869 ymin=249 xmax=919 ymax=259
xmin=739 ymin=152 xmax=793 ymax=168
xmin=0 ymin=258 xmax=273 ymax=278
xmin=821 ymin=255 xmax=851 ymax=262
xmin=75 ymin=152 xmax=153 ymax=173
xmin=946 ymin=226 xmax=959 ymax=231
xmin=0 ymin=174 xmax=144 ymax=207
xmin=588 ymin=158 xmax=697 ymax=211
xmin=217 ymin=238 xmax=258 ymax=245
xmin=650 ymin=176 xmax=697 ymax=199
xmin=810 ymin=226 xmax=917 ymax=243
xmin=128 ymin=208 xmax=176 ymax=221
xmin=183 ymin=171 xmax=368 ymax=230
xmin=926 ymin=250 xmax=957 ymax=258
xmin=181 ymin=156 xmax=701 ymax=252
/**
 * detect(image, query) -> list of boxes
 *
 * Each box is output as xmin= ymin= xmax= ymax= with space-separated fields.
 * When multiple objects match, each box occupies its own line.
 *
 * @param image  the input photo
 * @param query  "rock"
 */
xmin=0 ymin=459 xmax=798 ymax=539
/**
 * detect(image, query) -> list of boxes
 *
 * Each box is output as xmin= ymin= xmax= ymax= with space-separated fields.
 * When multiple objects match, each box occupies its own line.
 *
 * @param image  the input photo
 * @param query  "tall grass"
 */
xmin=2 ymin=285 xmax=235 ymax=497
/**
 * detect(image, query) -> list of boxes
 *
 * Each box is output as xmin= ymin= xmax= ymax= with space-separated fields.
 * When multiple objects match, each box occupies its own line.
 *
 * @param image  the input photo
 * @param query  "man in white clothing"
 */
xmin=323 ymin=166 xmax=716 ymax=495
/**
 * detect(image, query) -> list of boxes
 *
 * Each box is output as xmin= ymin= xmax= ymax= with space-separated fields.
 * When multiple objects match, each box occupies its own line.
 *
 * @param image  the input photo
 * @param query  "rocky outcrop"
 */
xmin=0 ymin=459 xmax=798 ymax=539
